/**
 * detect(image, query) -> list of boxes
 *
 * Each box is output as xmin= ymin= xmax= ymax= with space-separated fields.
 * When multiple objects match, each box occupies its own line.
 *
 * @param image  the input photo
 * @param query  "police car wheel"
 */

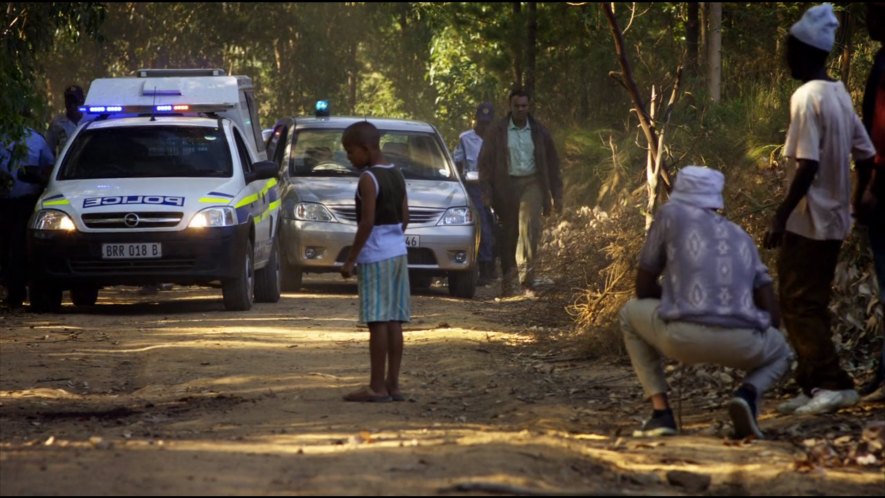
xmin=29 ymin=284 xmax=62 ymax=313
xmin=71 ymin=286 xmax=99 ymax=307
xmin=222 ymin=239 xmax=254 ymax=311
xmin=255 ymin=236 xmax=281 ymax=303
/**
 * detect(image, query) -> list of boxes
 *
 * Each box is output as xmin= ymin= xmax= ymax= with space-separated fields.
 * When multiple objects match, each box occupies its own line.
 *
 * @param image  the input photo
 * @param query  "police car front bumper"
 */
xmin=28 ymin=224 xmax=251 ymax=288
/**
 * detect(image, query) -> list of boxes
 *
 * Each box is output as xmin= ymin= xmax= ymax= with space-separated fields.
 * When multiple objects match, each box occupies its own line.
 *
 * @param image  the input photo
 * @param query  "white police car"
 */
xmin=27 ymin=69 xmax=282 ymax=312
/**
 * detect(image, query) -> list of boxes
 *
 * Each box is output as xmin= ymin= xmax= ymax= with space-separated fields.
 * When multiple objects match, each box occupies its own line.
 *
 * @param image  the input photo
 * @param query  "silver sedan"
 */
xmin=266 ymin=116 xmax=479 ymax=298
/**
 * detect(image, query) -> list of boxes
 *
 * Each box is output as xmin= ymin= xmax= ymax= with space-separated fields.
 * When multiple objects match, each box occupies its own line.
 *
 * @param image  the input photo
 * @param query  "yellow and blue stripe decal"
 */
xmin=41 ymin=194 xmax=70 ymax=208
xmin=233 ymin=178 xmax=280 ymax=224
xmin=199 ymin=191 xmax=235 ymax=204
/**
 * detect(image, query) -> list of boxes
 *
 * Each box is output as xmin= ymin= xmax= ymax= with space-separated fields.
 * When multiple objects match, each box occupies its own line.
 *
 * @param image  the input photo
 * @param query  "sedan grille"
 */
xmin=82 ymin=211 xmax=183 ymax=229
xmin=328 ymin=206 xmax=443 ymax=225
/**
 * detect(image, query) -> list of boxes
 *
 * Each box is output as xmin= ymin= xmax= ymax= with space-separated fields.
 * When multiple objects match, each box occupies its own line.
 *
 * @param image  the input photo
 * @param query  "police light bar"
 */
xmin=79 ymin=104 xmax=229 ymax=115
xmin=315 ymin=100 xmax=330 ymax=117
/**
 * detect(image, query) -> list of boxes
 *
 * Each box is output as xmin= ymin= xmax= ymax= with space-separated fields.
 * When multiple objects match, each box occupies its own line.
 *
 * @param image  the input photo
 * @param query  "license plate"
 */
xmin=405 ymin=235 xmax=420 ymax=248
xmin=102 ymin=242 xmax=162 ymax=259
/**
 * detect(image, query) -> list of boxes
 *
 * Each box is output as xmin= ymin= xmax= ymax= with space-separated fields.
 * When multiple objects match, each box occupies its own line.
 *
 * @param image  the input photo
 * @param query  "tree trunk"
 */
xmin=707 ymin=2 xmax=721 ymax=102
xmin=686 ymin=3 xmax=699 ymax=73
xmin=699 ymin=2 xmax=707 ymax=70
xmin=511 ymin=2 xmax=523 ymax=89
xmin=525 ymin=2 xmax=537 ymax=98
xmin=839 ymin=9 xmax=852 ymax=85
xmin=601 ymin=3 xmax=677 ymax=229
xmin=348 ymin=41 xmax=358 ymax=115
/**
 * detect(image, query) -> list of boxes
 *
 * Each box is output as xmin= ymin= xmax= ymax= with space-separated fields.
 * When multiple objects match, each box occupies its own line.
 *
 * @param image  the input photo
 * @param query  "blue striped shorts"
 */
xmin=357 ymin=254 xmax=411 ymax=323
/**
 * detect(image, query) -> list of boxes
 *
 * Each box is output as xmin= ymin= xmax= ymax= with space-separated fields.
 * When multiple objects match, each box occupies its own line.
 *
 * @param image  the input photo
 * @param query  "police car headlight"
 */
xmin=292 ymin=202 xmax=335 ymax=222
xmin=189 ymin=206 xmax=236 ymax=228
xmin=32 ymin=210 xmax=76 ymax=231
xmin=438 ymin=207 xmax=473 ymax=226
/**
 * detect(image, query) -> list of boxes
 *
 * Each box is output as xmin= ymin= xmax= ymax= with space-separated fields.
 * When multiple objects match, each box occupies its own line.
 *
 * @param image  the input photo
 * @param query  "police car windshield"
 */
xmin=58 ymin=126 xmax=232 ymax=180
xmin=291 ymin=129 xmax=455 ymax=180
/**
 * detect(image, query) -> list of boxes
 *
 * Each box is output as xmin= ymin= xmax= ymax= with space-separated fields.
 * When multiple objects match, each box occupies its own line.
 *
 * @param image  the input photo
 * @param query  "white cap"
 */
xmin=789 ymin=3 xmax=839 ymax=52
xmin=669 ymin=166 xmax=725 ymax=210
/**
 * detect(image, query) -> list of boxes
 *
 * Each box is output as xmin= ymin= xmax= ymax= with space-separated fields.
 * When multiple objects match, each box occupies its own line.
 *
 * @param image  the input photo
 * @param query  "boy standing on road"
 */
xmin=764 ymin=3 xmax=877 ymax=415
xmin=340 ymin=121 xmax=411 ymax=403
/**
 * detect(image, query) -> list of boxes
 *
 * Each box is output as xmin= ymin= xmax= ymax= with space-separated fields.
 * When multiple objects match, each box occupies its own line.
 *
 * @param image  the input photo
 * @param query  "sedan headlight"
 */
xmin=292 ymin=202 xmax=335 ymax=222
xmin=189 ymin=206 xmax=236 ymax=228
xmin=438 ymin=206 xmax=474 ymax=226
xmin=32 ymin=210 xmax=76 ymax=231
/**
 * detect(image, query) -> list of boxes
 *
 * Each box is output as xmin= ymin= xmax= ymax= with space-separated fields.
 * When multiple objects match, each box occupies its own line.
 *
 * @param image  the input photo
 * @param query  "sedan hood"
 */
xmin=292 ymin=178 xmax=468 ymax=209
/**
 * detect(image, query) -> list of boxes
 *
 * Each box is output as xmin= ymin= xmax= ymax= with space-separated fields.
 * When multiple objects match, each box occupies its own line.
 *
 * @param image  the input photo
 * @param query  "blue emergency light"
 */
xmin=80 ymin=104 xmax=196 ymax=114
xmin=315 ymin=100 xmax=330 ymax=118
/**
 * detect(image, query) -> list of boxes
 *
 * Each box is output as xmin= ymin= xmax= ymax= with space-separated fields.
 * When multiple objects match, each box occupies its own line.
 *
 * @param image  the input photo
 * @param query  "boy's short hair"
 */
xmin=342 ymin=121 xmax=380 ymax=148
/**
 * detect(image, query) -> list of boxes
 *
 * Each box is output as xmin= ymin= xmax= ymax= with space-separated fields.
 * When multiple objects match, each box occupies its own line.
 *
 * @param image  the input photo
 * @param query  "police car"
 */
xmin=27 ymin=69 xmax=282 ymax=312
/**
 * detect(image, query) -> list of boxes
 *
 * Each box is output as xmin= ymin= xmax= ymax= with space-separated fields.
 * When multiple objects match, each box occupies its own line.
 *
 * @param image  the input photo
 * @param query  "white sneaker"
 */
xmin=777 ymin=393 xmax=811 ymax=414
xmin=794 ymin=388 xmax=859 ymax=415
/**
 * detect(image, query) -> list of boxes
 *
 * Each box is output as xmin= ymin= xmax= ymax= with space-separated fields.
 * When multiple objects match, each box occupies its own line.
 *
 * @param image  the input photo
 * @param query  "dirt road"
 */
xmin=1 ymin=277 xmax=883 ymax=495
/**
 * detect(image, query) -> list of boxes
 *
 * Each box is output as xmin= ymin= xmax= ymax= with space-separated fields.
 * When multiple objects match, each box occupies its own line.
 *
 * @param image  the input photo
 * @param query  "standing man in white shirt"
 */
xmin=453 ymin=102 xmax=497 ymax=285
xmin=763 ymin=3 xmax=877 ymax=415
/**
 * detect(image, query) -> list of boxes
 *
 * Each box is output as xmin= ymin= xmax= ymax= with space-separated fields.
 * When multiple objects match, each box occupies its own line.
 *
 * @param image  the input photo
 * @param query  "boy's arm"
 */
xmin=763 ymin=159 xmax=818 ymax=249
xmin=401 ymin=191 xmax=409 ymax=232
xmin=341 ymin=173 xmax=377 ymax=278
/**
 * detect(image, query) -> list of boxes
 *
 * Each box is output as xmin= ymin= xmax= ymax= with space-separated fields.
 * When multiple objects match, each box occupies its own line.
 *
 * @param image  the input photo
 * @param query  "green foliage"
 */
xmin=2 ymin=2 xmax=104 ymax=154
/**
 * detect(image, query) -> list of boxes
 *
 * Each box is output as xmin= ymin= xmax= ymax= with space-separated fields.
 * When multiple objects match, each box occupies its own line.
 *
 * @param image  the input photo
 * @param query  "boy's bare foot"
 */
xmin=386 ymin=383 xmax=406 ymax=401
xmin=343 ymin=386 xmax=391 ymax=403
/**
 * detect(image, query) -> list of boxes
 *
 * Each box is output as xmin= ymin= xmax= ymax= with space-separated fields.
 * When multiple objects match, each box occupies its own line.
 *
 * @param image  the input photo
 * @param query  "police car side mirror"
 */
xmin=246 ymin=160 xmax=279 ymax=184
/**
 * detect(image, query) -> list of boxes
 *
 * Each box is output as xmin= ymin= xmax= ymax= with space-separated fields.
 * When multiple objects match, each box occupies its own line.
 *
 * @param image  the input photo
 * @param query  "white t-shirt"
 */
xmin=783 ymin=80 xmax=876 ymax=241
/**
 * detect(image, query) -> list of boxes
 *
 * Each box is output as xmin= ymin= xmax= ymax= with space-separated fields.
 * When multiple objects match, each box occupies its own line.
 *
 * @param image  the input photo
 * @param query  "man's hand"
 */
xmin=340 ymin=260 xmax=356 ymax=279
xmin=853 ymin=189 xmax=878 ymax=227
xmin=763 ymin=215 xmax=786 ymax=250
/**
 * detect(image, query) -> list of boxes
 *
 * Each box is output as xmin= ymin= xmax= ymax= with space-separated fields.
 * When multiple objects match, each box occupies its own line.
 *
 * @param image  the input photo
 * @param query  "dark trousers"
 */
xmin=777 ymin=231 xmax=854 ymax=395
xmin=494 ymin=176 xmax=542 ymax=279
xmin=0 ymin=195 xmax=39 ymax=305
xmin=465 ymin=183 xmax=494 ymax=263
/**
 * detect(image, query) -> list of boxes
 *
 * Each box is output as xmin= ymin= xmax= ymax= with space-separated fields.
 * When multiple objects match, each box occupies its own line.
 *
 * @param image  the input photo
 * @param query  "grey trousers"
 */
xmin=619 ymin=298 xmax=793 ymax=399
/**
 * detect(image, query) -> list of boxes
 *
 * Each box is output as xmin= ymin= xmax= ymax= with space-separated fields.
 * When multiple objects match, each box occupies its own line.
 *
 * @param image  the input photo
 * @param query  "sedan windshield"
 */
xmin=290 ymin=129 xmax=455 ymax=181
xmin=59 ymin=126 xmax=232 ymax=180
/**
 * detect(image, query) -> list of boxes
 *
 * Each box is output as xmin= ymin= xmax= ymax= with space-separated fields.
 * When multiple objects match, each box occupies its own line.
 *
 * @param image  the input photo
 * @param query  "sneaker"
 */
xmin=632 ymin=409 xmax=677 ymax=437
xmin=727 ymin=387 xmax=764 ymax=439
xmin=794 ymin=388 xmax=859 ymax=415
xmin=776 ymin=393 xmax=811 ymax=414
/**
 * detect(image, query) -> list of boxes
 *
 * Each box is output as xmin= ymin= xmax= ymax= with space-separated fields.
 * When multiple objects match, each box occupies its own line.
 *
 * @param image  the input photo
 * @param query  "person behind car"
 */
xmin=0 ymin=125 xmax=55 ymax=308
xmin=621 ymin=166 xmax=792 ymax=439
xmin=46 ymin=85 xmax=87 ymax=156
xmin=477 ymin=87 xmax=563 ymax=297
xmin=339 ymin=121 xmax=411 ymax=403
xmin=453 ymin=102 xmax=497 ymax=285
